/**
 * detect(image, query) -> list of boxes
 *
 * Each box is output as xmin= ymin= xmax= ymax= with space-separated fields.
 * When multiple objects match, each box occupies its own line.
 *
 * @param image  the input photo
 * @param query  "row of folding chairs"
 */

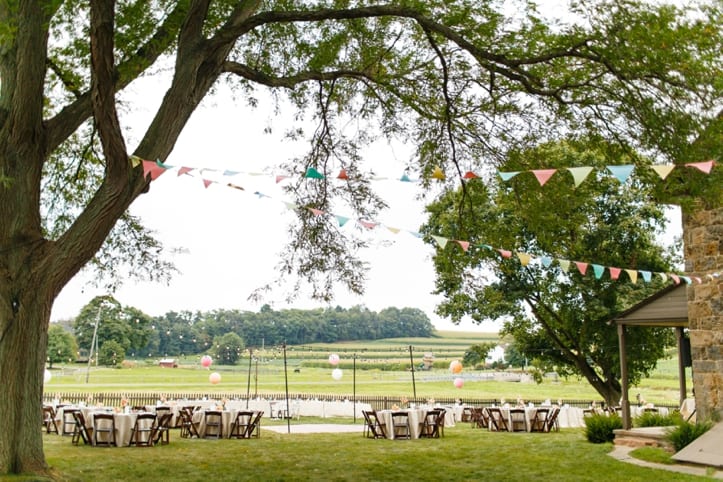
xmin=467 ymin=406 xmax=560 ymax=433
xmin=362 ymin=409 xmax=447 ymax=440
xmin=178 ymin=406 xmax=263 ymax=439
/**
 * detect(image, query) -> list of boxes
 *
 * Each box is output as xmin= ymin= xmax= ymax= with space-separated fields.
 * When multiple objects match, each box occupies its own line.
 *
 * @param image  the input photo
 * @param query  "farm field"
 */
xmin=45 ymin=331 xmax=689 ymax=406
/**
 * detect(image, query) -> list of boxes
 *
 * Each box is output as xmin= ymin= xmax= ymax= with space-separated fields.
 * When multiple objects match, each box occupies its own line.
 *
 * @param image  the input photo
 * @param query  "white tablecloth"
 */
xmin=192 ymin=409 xmax=260 ymax=438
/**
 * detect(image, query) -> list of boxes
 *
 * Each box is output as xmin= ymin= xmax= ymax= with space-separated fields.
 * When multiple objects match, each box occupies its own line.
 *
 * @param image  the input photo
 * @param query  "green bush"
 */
xmin=666 ymin=421 xmax=714 ymax=452
xmin=634 ymin=411 xmax=682 ymax=428
xmin=584 ymin=413 xmax=623 ymax=443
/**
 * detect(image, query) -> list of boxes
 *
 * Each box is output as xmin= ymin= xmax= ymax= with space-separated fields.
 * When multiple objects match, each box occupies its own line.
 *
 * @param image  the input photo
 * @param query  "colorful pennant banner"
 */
xmin=136 ymin=158 xmax=719 ymax=287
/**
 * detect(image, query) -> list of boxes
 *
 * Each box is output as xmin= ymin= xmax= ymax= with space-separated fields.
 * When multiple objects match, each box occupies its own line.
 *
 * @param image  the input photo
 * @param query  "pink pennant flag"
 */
xmin=309 ymin=208 xmax=325 ymax=216
xmin=456 ymin=240 xmax=470 ymax=252
xmin=202 ymin=179 xmax=213 ymax=189
xmin=609 ymin=267 xmax=621 ymax=280
xmin=275 ymin=175 xmax=289 ymax=183
xmin=142 ymin=160 xmax=167 ymax=181
xmin=178 ymin=166 xmax=193 ymax=176
xmin=359 ymin=220 xmax=377 ymax=230
xmin=498 ymin=249 xmax=512 ymax=259
xmin=532 ymin=169 xmax=557 ymax=186
xmin=670 ymin=273 xmax=681 ymax=284
xmin=685 ymin=160 xmax=715 ymax=174
xmin=574 ymin=261 xmax=588 ymax=275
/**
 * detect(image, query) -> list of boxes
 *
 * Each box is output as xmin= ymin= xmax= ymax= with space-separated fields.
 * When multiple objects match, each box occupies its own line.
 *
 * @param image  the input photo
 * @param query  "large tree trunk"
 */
xmin=0 ymin=280 xmax=53 ymax=474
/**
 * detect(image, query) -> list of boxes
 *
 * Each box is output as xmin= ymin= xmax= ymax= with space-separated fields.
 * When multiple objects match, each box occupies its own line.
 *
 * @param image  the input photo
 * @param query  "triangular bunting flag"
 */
xmin=337 ymin=169 xmax=349 ymax=180
xmin=476 ymin=244 xmax=493 ymax=250
xmin=463 ymin=171 xmax=479 ymax=179
xmin=574 ymin=261 xmax=588 ymax=275
xmin=227 ymin=183 xmax=244 ymax=191
xmin=517 ymin=252 xmax=531 ymax=266
xmin=432 ymin=235 xmax=449 ymax=249
xmin=283 ymin=202 xmax=298 ymax=211
xmin=431 ymin=166 xmax=445 ymax=180
xmin=607 ymin=165 xmax=635 ymax=183
xmin=498 ymin=249 xmax=512 ymax=259
xmin=223 ymin=170 xmax=239 ymax=176
xmin=130 ymin=156 xmax=142 ymax=167
xmin=275 ymin=175 xmax=289 ymax=183
xmin=651 ymin=165 xmax=675 ymax=180
xmin=532 ymin=169 xmax=557 ymax=186
xmin=498 ymin=171 xmax=520 ymax=181
xmin=309 ymin=208 xmax=325 ymax=216
xmin=304 ymin=167 xmax=325 ymax=179
xmin=254 ymin=191 xmax=270 ymax=199
xmin=539 ymin=256 xmax=552 ymax=267
xmin=400 ymin=174 xmax=413 ymax=182
xmin=202 ymin=179 xmax=213 ymax=188
xmin=359 ymin=220 xmax=377 ymax=230
xmin=456 ymin=240 xmax=470 ymax=252
xmin=178 ymin=166 xmax=193 ymax=176
xmin=685 ymin=160 xmax=715 ymax=174
xmin=592 ymin=264 xmax=605 ymax=279
xmin=640 ymin=270 xmax=652 ymax=282
xmin=681 ymin=276 xmax=692 ymax=284
xmin=657 ymin=272 xmax=667 ymax=283
xmin=566 ymin=166 xmax=594 ymax=187
xmin=386 ymin=226 xmax=401 ymax=234
xmin=625 ymin=269 xmax=638 ymax=284
xmin=609 ymin=267 xmax=621 ymax=280
xmin=670 ymin=273 xmax=681 ymax=284
xmin=335 ymin=215 xmax=350 ymax=227
xmin=141 ymin=160 xmax=167 ymax=181
xmin=408 ymin=231 xmax=423 ymax=238
xmin=558 ymin=259 xmax=570 ymax=272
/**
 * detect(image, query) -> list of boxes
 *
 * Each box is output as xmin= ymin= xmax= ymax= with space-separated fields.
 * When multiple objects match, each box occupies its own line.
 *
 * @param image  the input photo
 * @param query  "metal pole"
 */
xmin=353 ymin=353 xmax=357 ymax=424
xmin=246 ymin=348 xmax=253 ymax=409
xmin=409 ymin=345 xmax=417 ymax=402
xmin=85 ymin=305 xmax=102 ymax=383
xmin=283 ymin=342 xmax=291 ymax=433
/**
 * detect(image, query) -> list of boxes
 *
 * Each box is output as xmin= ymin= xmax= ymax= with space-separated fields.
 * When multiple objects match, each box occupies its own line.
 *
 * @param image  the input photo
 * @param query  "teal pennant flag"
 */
xmin=592 ymin=264 xmax=605 ymax=279
xmin=498 ymin=171 xmax=520 ymax=182
xmin=606 ymin=165 xmax=634 ymax=183
xmin=304 ymin=167 xmax=325 ymax=179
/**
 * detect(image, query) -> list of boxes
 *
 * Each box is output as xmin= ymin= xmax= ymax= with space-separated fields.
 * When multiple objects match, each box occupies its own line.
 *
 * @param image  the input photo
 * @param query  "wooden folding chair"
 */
xmin=71 ymin=411 xmax=92 ymax=445
xmin=245 ymin=411 xmax=263 ymax=438
xmin=509 ymin=408 xmax=528 ymax=432
xmin=486 ymin=407 xmax=509 ymax=432
xmin=130 ymin=413 xmax=156 ymax=447
xmin=203 ymin=410 xmax=223 ymax=439
xmin=362 ymin=410 xmax=386 ymax=439
xmin=530 ymin=408 xmax=550 ymax=432
xmin=179 ymin=407 xmax=200 ymax=438
xmin=93 ymin=413 xmax=117 ymax=447
xmin=545 ymin=407 xmax=560 ymax=432
xmin=229 ymin=411 xmax=254 ymax=439
xmin=390 ymin=411 xmax=411 ymax=440
xmin=152 ymin=412 xmax=173 ymax=445
xmin=43 ymin=406 xmax=59 ymax=434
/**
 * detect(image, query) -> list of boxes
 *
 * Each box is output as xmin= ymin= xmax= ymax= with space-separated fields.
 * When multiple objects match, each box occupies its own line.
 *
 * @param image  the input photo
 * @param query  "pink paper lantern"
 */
xmin=454 ymin=377 xmax=464 ymax=388
xmin=201 ymin=355 xmax=213 ymax=368
xmin=328 ymin=353 xmax=340 ymax=366
xmin=209 ymin=372 xmax=221 ymax=384
xmin=449 ymin=360 xmax=463 ymax=374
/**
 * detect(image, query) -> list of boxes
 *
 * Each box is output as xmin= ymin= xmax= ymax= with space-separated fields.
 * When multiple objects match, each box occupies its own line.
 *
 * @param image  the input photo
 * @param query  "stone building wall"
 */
xmin=684 ymin=206 xmax=723 ymax=421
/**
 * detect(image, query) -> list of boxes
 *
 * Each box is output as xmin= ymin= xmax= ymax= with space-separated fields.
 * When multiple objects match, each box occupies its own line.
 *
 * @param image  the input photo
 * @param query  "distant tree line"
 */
xmin=59 ymin=297 xmax=435 ymax=363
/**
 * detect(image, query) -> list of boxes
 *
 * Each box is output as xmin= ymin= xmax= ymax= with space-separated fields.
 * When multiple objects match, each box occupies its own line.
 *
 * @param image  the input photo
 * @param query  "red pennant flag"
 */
xmin=456 ymin=240 xmax=470 ymax=252
xmin=142 ymin=160 xmax=166 ymax=181
xmin=609 ymin=267 xmax=621 ymax=280
xmin=463 ymin=171 xmax=479 ymax=179
xmin=532 ymin=169 xmax=557 ymax=186
xmin=574 ymin=261 xmax=588 ymax=275
xmin=178 ymin=166 xmax=193 ymax=176
xmin=685 ymin=160 xmax=715 ymax=174
xmin=337 ymin=169 xmax=349 ymax=180
xmin=202 ymin=179 xmax=213 ymax=188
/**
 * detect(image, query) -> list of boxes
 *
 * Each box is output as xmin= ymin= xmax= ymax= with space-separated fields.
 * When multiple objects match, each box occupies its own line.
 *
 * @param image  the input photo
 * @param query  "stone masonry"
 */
xmin=683 ymin=206 xmax=723 ymax=422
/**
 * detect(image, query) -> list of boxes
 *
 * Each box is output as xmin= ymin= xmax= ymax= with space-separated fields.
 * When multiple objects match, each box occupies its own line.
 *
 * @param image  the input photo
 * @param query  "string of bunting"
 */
xmin=133 ymin=156 xmax=718 ymax=187
xmin=134 ymin=157 xmax=719 ymax=286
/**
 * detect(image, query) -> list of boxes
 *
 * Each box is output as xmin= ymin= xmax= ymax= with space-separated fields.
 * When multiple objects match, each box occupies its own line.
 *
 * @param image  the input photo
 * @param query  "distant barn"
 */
xmin=158 ymin=358 xmax=178 ymax=368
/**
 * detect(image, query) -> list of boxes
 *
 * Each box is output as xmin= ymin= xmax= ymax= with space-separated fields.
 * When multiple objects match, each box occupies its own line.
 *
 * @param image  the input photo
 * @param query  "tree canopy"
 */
xmin=0 ymin=0 xmax=720 ymax=476
xmin=423 ymin=139 xmax=679 ymax=405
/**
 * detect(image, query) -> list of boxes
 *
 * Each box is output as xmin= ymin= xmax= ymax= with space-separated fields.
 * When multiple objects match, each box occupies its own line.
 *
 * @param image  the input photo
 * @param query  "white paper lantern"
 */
xmin=331 ymin=368 xmax=343 ymax=380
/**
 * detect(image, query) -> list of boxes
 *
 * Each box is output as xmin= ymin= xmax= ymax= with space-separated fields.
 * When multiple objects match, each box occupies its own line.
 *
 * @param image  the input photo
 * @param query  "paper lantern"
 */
xmin=331 ymin=368 xmax=343 ymax=380
xmin=209 ymin=372 xmax=221 ymax=384
xmin=44 ymin=369 xmax=52 ymax=383
xmin=449 ymin=360 xmax=463 ymax=374
xmin=328 ymin=353 xmax=340 ymax=366
xmin=454 ymin=377 xmax=464 ymax=388
xmin=201 ymin=355 xmax=213 ymax=368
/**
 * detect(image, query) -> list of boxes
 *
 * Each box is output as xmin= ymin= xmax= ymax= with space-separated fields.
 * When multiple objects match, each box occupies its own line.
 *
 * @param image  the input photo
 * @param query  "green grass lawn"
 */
xmin=31 ymin=424 xmax=709 ymax=482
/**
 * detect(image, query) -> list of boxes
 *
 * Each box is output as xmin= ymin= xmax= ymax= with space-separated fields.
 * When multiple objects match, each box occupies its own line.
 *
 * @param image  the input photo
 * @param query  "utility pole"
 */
xmin=85 ymin=305 xmax=102 ymax=383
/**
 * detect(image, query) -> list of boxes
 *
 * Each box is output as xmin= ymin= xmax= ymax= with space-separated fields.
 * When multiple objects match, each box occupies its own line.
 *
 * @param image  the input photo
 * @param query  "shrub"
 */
xmin=634 ymin=411 xmax=682 ymax=428
xmin=584 ymin=413 xmax=623 ymax=443
xmin=666 ymin=421 xmax=714 ymax=452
